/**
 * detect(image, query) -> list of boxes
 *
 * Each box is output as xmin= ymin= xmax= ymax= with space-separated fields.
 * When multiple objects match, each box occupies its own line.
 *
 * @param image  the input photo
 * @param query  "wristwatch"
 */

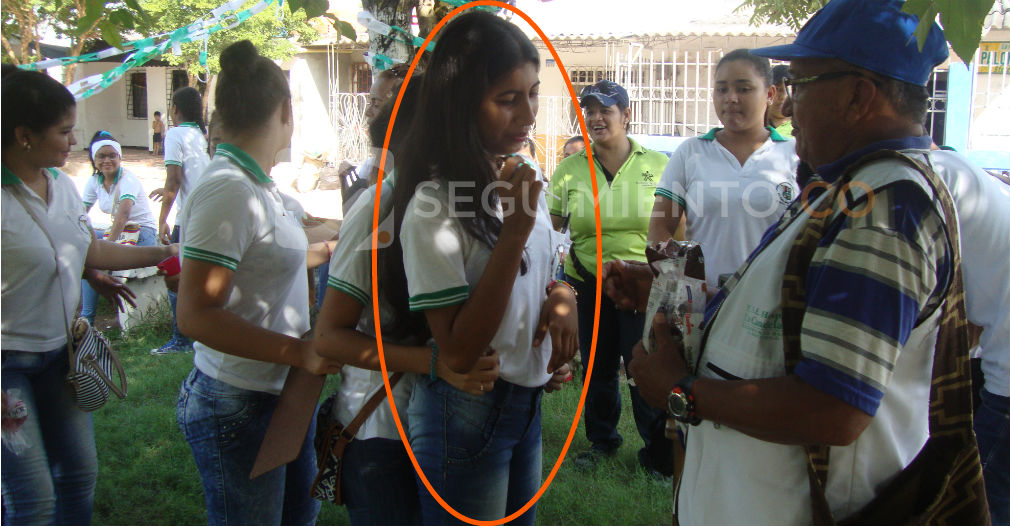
xmin=667 ymin=374 xmax=701 ymax=426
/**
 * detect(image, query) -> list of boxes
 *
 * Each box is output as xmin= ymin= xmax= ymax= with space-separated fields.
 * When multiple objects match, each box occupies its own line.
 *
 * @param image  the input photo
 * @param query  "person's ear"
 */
xmin=844 ymin=76 xmax=879 ymax=123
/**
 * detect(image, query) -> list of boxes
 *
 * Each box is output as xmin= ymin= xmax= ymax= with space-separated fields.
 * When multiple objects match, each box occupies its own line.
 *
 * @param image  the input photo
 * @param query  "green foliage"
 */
xmin=137 ymin=0 xmax=319 ymax=78
xmin=739 ymin=0 xmax=995 ymax=63
xmin=902 ymin=0 xmax=994 ymax=61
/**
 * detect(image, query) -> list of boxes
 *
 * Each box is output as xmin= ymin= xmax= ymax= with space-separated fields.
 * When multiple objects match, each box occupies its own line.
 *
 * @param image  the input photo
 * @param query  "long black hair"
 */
xmin=379 ymin=11 xmax=539 ymax=339
xmin=1 ymin=66 xmax=77 ymax=150
xmin=171 ymin=86 xmax=206 ymax=135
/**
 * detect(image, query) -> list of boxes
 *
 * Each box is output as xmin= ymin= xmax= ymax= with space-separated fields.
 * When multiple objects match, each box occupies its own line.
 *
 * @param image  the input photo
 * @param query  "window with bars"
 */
xmin=126 ymin=71 xmax=148 ymax=120
xmin=352 ymin=62 xmax=372 ymax=94
xmin=165 ymin=69 xmax=189 ymax=114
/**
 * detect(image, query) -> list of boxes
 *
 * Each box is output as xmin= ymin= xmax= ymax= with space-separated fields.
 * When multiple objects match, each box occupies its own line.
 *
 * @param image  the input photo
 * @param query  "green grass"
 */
xmin=91 ymin=303 xmax=670 ymax=525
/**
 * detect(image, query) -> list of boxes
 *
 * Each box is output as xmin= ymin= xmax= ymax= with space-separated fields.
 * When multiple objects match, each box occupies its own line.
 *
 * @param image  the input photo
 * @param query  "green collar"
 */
xmin=215 ymin=143 xmax=272 ymax=183
xmin=2 ymin=164 xmax=59 ymax=185
xmin=575 ymin=136 xmax=647 ymax=161
xmin=700 ymin=127 xmax=789 ymax=142
xmin=97 ymin=166 xmax=123 ymax=185
xmin=178 ymin=122 xmax=200 ymax=128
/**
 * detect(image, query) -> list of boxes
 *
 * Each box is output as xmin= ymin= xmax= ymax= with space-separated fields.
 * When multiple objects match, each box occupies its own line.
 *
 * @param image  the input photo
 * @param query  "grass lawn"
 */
xmin=92 ymin=303 xmax=672 ymax=525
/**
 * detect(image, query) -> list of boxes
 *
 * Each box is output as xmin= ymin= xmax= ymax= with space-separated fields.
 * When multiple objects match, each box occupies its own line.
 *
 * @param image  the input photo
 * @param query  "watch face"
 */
xmin=667 ymin=392 xmax=688 ymax=416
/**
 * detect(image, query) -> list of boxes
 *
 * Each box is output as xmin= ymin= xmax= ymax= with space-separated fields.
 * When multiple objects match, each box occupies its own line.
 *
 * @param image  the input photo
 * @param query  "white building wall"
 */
xmin=73 ymin=64 xmax=172 ymax=149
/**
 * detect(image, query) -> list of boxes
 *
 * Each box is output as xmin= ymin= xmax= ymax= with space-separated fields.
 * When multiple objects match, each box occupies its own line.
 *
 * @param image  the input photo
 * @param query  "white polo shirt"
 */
xmin=326 ymin=177 xmax=418 ymax=441
xmin=929 ymin=150 xmax=1010 ymax=397
xmin=655 ymin=128 xmax=799 ymax=290
xmin=179 ymin=144 xmax=309 ymax=395
xmin=82 ymin=167 xmax=157 ymax=231
xmin=401 ymin=178 xmax=563 ymax=388
xmin=2 ymin=166 xmax=94 ymax=351
xmin=164 ymin=122 xmax=210 ymax=227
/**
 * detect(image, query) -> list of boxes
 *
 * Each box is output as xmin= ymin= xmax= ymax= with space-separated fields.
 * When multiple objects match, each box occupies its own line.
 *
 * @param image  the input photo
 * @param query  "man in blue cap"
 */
xmin=617 ymin=0 xmax=997 ymax=523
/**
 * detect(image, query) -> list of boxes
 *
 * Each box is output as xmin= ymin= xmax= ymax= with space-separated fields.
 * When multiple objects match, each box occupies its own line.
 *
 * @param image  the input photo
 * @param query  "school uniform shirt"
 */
xmin=82 ymin=167 xmax=157 ymax=231
xmin=2 ymin=166 xmax=94 ymax=351
xmin=401 ymin=177 xmax=564 ymax=388
xmin=655 ymin=127 xmax=799 ymax=290
xmin=326 ymin=177 xmax=418 ymax=441
xmin=929 ymin=150 xmax=1010 ymax=397
xmin=548 ymin=138 xmax=668 ymax=280
xmin=163 ymin=122 xmax=210 ymax=227
xmin=178 ymin=144 xmax=309 ymax=395
xmin=679 ymin=137 xmax=952 ymax=525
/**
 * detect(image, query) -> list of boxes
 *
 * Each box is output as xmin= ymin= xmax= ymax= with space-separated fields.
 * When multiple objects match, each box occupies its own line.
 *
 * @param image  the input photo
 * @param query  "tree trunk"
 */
xmin=362 ymin=0 xmax=415 ymax=79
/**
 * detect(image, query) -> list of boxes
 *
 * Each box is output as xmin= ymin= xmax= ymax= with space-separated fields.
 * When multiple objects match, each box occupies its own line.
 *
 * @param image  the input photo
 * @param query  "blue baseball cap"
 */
xmin=751 ymin=0 xmax=948 ymax=86
xmin=579 ymin=80 xmax=629 ymax=108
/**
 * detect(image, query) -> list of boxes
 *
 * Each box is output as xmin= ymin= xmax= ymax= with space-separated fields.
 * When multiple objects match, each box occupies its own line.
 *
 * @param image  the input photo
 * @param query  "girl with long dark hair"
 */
xmin=382 ymin=11 xmax=578 ymax=525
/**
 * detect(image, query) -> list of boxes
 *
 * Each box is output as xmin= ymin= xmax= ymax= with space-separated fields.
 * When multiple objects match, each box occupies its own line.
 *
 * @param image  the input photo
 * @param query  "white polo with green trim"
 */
xmin=163 ymin=122 xmax=209 ymax=227
xmin=401 ymin=179 xmax=562 ymax=387
xmin=82 ymin=167 xmax=157 ymax=231
xmin=655 ymin=127 xmax=798 ymax=290
xmin=325 ymin=178 xmax=418 ymax=441
xmin=179 ymin=143 xmax=309 ymax=395
xmin=2 ymin=166 xmax=94 ymax=351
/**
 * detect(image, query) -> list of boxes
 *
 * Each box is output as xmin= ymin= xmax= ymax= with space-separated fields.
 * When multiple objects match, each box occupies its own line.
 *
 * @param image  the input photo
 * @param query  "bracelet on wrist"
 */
xmin=546 ymin=279 xmax=577 ymax=298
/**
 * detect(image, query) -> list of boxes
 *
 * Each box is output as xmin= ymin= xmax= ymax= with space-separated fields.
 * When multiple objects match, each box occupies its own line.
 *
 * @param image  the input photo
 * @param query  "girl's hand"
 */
xmin=545 ymin=363 xmax=573 ymax=393
xmin=439 ymin=349 xmax=500 ymax=395
xmin=534 ymin=283 xmax=579 ymax=374
xmin=498 ymin=156 xmax=542 ymax=242
xmin=83 ymin=269 xmax=138 ymax=313
xmin=300 ymin=339 xmax=343 ymax=376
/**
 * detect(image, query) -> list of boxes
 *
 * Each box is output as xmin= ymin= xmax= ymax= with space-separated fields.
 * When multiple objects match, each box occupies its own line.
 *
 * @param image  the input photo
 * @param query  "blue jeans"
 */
xmin=976 ymin=389 xmax=1010 ymax=526
xmin=2 ymin=349 xmax=98 ymax=526
xmin=315 ymin=265 xmax=329 ymax=309
xmin=408 ymin=378 xmax=542 ymax=526
xmin=79 ymin=225 xmax=157 ymax=325
xmin=341 ymin=437 xmax=420 ymax=525
xmin=568 ymin=274 xmax=672 ymax=458
xmin=175 ymin=369 xmax=320 ymax=526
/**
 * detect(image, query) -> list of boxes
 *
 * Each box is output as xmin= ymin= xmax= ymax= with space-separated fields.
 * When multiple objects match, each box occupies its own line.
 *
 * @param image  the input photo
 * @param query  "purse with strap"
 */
xmin=310 ymin=372 xmax=403 ymax=505
xmin=11 ymin=186 xmax=128 ymax=412
xmin=780 ymin=150 xmax=990 ymax=525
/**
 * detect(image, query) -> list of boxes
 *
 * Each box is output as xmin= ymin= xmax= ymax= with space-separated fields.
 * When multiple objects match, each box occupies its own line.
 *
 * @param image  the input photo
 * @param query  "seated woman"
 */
xmin=79 ymin=135 xmax=158 ymax=325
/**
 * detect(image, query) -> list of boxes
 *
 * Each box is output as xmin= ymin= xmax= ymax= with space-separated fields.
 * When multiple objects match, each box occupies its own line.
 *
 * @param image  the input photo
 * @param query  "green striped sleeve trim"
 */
xmin=409 ymin=285 xmax=470 ymax=311
xmin=83 ymin=201 xmax=94 ymax=208
xmin=119 ymin=194 xmax=136 ymax=202
xmin=164 ymin=160 xmax=183 ymax=167
xmin=182 ymin=246 xmax=239 ymax=271
xmin=327 ymin=276 xmax=369 ymax=305
xmin=654 ymin=187 xmax=685 ymax=207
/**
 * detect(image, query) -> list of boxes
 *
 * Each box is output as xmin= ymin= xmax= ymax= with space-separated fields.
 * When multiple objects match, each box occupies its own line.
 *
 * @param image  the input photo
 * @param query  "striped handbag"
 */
xmin=67 ymin=318 xmax=127 ymax=412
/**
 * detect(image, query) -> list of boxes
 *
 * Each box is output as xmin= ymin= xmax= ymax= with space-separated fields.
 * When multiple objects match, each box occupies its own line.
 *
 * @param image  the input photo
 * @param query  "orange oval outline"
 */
xmin=369 ymin=2 xmax=603 ymax=524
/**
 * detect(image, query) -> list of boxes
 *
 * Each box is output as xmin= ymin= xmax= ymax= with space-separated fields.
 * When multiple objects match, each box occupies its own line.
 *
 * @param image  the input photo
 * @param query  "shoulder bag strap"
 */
xmin=9 ymin=186 xmax=78 ymax=357
xmin=338 ymin=372 xmax=404 ymax=441
xmin=781 ymin=150 xmax=968 ymax=525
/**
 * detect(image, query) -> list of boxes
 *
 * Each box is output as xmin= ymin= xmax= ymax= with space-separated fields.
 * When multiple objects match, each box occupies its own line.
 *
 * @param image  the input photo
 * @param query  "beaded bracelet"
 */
xmin=429 ymin=340 xmax=439 ymax=381
xmin=546 ymin=279 xmax=578 ymax=298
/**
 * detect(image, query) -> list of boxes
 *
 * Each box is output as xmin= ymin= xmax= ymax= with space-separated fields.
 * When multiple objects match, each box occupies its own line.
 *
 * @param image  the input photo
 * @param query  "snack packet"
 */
xmin=641 ymin=241 xmax=706 ymax=374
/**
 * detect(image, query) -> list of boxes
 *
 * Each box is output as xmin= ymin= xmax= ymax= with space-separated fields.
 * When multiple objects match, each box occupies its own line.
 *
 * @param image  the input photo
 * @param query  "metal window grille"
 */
xmin=164 ymin=69 xmax=189 ymax=116
xmin=126 ymin=71 xmax=148 ymax=120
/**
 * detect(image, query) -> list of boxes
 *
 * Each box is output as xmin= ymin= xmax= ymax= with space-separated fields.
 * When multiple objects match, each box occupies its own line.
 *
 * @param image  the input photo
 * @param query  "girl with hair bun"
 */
xmin=173 ymin=40 xmax=339 ymax=526
xmin=149 ymin=86 xmax=211 ymax=355
xmin=385 ymin=11 xmax=578 ymax=525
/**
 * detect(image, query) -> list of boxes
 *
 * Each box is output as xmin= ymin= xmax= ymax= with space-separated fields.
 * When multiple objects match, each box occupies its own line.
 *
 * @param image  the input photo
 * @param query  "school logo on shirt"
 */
xmin=354 ymin=212 xmax=395 ymax=251
xmin=641 ymin=170 xmax=655 ymax=183
xmin=776 ymin=182 xmax=795 ymax=205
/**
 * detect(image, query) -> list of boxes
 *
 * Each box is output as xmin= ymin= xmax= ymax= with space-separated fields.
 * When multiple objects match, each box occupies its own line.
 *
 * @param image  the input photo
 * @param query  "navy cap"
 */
xmin=751 ymin=0 xmax=948 ymax=86
xmin=579 ymin=80 xmax=629 ymax=108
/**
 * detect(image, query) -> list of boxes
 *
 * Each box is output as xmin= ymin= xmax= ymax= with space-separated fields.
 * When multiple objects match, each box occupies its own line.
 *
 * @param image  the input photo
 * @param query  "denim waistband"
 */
xmin=184 ymin=367 xmax=277 ymax=400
